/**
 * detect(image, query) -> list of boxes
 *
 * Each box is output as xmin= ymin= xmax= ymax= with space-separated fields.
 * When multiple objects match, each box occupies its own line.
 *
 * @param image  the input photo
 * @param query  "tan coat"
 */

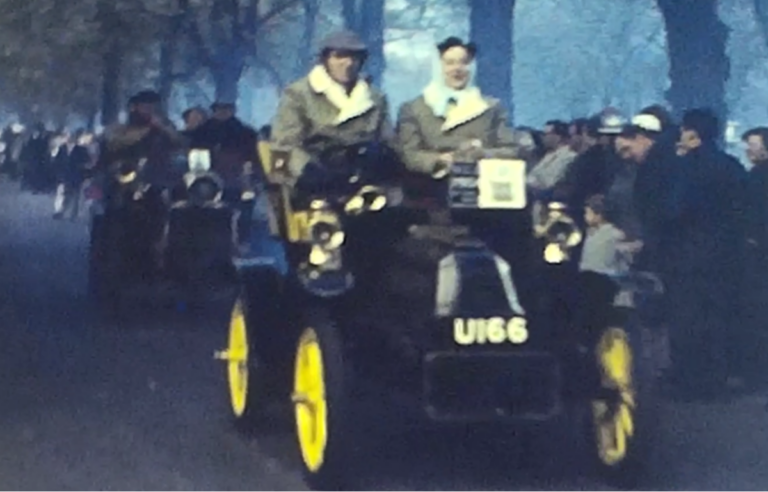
xmin=396 ymin=86 xmax=532 ymax=174
xmin=270 ymin=65 xmax=394 ymax=180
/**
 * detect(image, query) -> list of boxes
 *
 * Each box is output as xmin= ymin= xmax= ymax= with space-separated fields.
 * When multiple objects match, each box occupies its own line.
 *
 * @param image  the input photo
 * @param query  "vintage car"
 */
xmin=215 ymin=143 xmax=659 ymax=489
xmin=88 ymin=149 xmax=238 ymax=312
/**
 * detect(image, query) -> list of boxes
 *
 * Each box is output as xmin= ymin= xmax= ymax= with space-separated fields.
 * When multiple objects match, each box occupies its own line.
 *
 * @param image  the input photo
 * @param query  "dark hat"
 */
xmin=210 ymin=101 xmax=236 ymax=111
xmin=128 ymin=90 xmax=161 ymax=105
xmin=318 ymin=30 xmax=367 ymax=54
xmin=437 ymin=36 xmax=477 ymax=58
xmin=585 ymin=194 xmax=606 ymax=215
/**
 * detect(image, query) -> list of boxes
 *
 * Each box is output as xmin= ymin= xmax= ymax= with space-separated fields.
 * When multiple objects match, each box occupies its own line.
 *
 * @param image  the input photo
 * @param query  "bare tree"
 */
xmin=336 ymin=0 xmax=386 ymax=85
xmin=181 ymin=0 xmax=300 ymax=102
xmin=657 ymin=0 xmax=730 ymax=122
xmin=470 ymin=0 xmax=515 ymax=118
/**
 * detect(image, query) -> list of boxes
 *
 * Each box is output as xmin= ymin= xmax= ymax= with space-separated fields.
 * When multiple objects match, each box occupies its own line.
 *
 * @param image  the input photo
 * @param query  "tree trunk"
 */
xmin=101 ymin=40 xmax=122 ymax=126
xmin=657 ymin=0 xmax=730 ymax=124
xmin=341 ymin=0 xmax=359 ymax=30
xmin=754 ymin=0 xmax=768 ymax=46
xmin=469 ymin=0 xmax=515 ymax=121
xmin=298 ymin=0 xmax=319 ymax=75
xmin=97 ymin=3 xmax=123 ymax=126
xmin=158 ymin=10 xmax=184 ymax=114
xmin=212 ymin=60 xmax=243 ymax=103
xmin=359 ymin=0 xmax=386 ymax=86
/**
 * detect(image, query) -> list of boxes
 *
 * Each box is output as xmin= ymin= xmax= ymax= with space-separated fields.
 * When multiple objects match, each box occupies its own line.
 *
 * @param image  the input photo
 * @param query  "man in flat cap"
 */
xmin=189 ymin=99 xmax=262 ymax=246
xmin=99 ymin=90 xmax=186 ymax=271
xmin=270 ymin=29 xmax=395 ymax=185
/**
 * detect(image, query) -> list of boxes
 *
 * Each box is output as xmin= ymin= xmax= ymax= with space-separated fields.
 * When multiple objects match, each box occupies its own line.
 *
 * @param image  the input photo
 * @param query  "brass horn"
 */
xmin=344 ymin=185 xmax=388 ymax=215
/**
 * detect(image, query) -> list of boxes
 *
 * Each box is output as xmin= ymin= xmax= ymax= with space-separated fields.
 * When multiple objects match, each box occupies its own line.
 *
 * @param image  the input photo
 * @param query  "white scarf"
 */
xmin=308 ymin=65 xmax=375 ymax=125
xmin=421 ymin=56 xmax=490 ymax=131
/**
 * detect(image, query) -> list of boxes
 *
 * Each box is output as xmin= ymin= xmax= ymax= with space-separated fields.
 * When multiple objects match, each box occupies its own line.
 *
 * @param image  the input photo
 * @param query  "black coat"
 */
xmin=554 ymin=143 xmax=617 ymax=212
xmin=744 ymin=163 xmax=768 ymax=247
xmin=187 ymin=117 xmax=263 ymax=185
xmin=604 ymin=140 xmax=682 ymax=272
xmin=54 ymin=144 xmax=91 ymax=185
xmin=666 ymin=144 xmax=747 ymax=277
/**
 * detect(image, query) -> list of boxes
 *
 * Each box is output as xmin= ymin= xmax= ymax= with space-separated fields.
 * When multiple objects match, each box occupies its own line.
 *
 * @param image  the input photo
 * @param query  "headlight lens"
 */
xmin=188 ymin=176 xmax=222 ymax=204
xmin=310 ymin=220 xmax=345 ymax=249
xmin=534 ymin=203 xmax=583 ymax=264
xmin=118 ymin=171 xmax=136 ymax=184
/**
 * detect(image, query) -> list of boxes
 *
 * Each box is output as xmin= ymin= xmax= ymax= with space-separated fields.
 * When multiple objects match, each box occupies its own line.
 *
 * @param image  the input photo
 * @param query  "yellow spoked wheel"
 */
xmin=226 ymin=299 xmax=250 ymax=417
xmin=592 ymin=327 xmax=635 ymax=467
xmin=293 ymin=327 xmax=328 ymax=473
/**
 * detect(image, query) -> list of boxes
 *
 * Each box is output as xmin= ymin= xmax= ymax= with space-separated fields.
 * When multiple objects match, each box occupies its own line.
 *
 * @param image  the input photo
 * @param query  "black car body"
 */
xmin=216 ymin=143 xmax=659 ymax=489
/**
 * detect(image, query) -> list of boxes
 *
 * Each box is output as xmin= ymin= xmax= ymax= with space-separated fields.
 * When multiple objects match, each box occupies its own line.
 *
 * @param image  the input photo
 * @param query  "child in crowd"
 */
xmin=579 ymin=194 xmax=641 ymax=275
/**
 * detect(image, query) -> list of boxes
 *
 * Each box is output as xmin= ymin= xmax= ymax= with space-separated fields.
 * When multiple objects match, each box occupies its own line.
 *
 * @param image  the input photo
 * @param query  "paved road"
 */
xmin=1 ymin=179 xmax=768 ymax=490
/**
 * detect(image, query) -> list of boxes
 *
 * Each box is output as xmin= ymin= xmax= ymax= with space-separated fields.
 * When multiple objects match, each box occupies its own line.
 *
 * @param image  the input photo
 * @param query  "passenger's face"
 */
xmin=746 ymin=135 xmax=768 ymax=164
xmin=542 ymin=125 xmax=562 ymax=151
xmin=212 ymin=107 xmax=234 ymax=122
xmin=677 ymin=128 xmax=701 ymax=154
xmin=185 ymin=110 xmax=206 ymax=129
xmin=615 ymin=135 xmax=653 ymax=163
xmin=441 ymin=46 xmax=472 ymax=90
xmin=325 ymin=50 xmax=363 ymax=86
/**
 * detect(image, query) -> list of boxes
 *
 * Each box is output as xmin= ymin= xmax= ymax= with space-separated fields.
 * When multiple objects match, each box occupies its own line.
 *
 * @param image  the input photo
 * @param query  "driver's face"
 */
xmin=185 ymin=110 xmax=206 ymax=129
xmin=212 ymin=108 xmax=234 ymax=121
xmin=325 ymin=50 xmax=363 ymax=86
xmin=441 ymin=46 xmax=472 ymax=90
xmin=131 ymin=102 xmax=157 ymax=121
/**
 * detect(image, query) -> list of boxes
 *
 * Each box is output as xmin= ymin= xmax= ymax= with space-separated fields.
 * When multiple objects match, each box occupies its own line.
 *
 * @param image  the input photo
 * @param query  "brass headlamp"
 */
xmin=306 ymin=199 xmax=345 ymax=268
xmin=533 ymin=201 xmax=583 ymax=264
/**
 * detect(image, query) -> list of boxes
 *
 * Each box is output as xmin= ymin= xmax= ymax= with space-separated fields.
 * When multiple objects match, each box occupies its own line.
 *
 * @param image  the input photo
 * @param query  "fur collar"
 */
xmin=308 ymin=65 xmax=375 ymax=125
xmin=423 ymin=83 xmax=491 ymax=132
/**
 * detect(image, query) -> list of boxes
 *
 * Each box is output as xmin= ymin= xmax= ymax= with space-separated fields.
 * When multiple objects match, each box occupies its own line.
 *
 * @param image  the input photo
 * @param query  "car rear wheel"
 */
xmin=292 ymin=310 xmax=347 ymax=490
xmin=88 ymin=214 xmax=122 ymax=315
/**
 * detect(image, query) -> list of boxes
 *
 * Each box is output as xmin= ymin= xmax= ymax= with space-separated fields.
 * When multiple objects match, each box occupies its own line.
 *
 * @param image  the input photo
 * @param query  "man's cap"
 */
xmin=319 ymin=30 xmax=367 ymax=54
xmin=211 ymin=101 xmax=236 ymax=111
xmin=631 ymin=113 xmax=662 ymax=133
xmin=129 ymin=90 xmax=161 ymax=105
xmin=598 ymin=113 xmax=626 ymax=135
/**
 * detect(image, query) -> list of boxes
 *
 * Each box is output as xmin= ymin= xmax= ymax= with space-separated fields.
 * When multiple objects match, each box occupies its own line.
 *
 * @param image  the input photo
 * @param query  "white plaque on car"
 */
xmin=188 ymin=149 xmax=211 ymax=173
xmin=477 ymin=159 xmax=526 ymax=209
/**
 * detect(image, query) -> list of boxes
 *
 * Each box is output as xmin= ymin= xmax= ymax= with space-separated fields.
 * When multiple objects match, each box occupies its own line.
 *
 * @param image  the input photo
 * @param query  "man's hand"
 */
xmin=149 ymin=114 xmax=165 ymax=128
xmin=617 ymin=240 xmax=644 ymax=254
xmin=432 ymin=153 xmax=453 ymax=179
xmin=458 ymin=139 xmax=483 ymax=151
xmin=437 ymin=152 xmax=454 ymax=166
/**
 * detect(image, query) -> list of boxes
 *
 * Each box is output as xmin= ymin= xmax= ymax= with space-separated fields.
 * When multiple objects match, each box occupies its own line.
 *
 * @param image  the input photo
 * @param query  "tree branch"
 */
xmin=179 ymin=0 xmax=214 ymax=68
xmin=255 ymin=0 xmax=301 ymax=30
xmin=755 ymin=0 xmax=768 ymax=49
xmin=254 ymin=55 xmax=285 ymax=90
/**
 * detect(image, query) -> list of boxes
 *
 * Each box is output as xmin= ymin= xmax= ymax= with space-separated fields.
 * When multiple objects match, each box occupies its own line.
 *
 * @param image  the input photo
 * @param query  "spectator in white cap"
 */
xmin=606 ymin=111 xmax=680 ymax=272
